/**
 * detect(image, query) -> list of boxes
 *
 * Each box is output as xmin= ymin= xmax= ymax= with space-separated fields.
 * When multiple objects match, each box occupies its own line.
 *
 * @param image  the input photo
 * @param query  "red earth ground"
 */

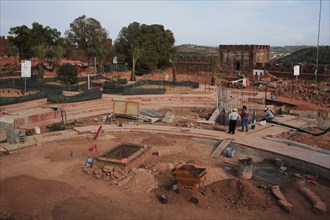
xmin=0 ymin=70 xmax=329 ymax=220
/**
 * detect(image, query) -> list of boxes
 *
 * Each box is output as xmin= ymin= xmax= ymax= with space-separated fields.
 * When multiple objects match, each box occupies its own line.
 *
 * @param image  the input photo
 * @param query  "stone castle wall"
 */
xmin=219 ymin=44 xmax=270 ymax=71
xmin=0 ymin=36 xmax=12 ymax=57
xmin=176 ymin=56 xmax=212 ymax=74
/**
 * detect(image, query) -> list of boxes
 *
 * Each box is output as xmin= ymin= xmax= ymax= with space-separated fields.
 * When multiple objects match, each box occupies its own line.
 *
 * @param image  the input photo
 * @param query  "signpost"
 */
xmin=21 ymin=60 xmax=31 ymax=94
xmin=113 ymin=56 xmax=117 ymax=71
xmin=293 ymin=65 xmax=300 ymax=84
xmin=253 ymin=69 xmax=264 ymax=80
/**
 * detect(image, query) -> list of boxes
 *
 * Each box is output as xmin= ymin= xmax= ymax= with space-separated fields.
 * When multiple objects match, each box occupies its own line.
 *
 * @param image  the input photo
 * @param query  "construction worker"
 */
xmin=240 ymin=106 xmax=249 ymax=132
xmin=228 ymin=108 xmax=241 ymax=134
xmin=264 ymin=107 xmax=275 ymax=121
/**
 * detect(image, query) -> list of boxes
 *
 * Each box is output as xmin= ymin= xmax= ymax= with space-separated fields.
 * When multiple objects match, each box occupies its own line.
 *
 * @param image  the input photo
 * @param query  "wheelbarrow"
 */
xmin=170 ymin=164 xmax=207 ymax=204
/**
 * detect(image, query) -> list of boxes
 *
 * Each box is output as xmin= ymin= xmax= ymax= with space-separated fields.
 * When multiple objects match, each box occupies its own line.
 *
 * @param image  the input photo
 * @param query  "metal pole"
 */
xmin=87 ymin=73 xmax=90 ymax=90
xmin=24 ymin=77 xmax=26 ymax=94
xmin=315 ymin=0 xmax=322 ymax=86
xmin=264 ymin=84 xmax=267 ymax=108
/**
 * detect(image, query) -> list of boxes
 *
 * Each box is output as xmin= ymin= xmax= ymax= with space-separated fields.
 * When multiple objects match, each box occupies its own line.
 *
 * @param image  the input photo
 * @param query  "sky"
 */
xmin=1 ymin=0 xmax=329 ymax=47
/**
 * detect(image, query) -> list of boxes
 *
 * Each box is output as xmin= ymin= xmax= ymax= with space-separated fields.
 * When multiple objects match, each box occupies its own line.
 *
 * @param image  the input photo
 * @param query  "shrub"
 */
xmin=47 ymin=123 xmax=66 ymax=132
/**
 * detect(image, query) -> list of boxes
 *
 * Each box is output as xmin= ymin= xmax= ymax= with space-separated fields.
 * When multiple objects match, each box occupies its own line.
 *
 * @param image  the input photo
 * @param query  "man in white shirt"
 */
xmin=228 ymin=108 xmax=241 ymax=134
xmin=264 ymin=107 xmax=275 ymax=121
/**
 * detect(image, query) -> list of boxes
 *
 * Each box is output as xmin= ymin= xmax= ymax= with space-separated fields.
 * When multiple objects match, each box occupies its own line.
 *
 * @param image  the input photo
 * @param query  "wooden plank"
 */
xmin=208 ymin=107 xmax=220 ymax=122
xmin=210 ymin=139 xmax=232 ymax=158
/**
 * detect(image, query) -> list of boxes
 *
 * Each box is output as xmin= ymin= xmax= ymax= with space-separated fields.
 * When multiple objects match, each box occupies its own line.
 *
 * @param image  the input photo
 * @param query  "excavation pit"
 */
xmin=96 ymin=142 xmax=151 ymax=171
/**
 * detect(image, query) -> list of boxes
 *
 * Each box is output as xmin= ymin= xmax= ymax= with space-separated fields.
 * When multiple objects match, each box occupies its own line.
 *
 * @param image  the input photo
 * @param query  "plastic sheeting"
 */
xmin=103 ymin=80 xmax=199 ymax=95
xmin=47 ymin=89 xmax=102 ymax=103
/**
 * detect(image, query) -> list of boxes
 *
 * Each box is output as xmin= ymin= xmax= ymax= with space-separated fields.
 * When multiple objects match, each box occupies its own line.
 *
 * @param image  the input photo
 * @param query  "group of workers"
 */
xmin=228 ymin=106 xmax=275 ymax=134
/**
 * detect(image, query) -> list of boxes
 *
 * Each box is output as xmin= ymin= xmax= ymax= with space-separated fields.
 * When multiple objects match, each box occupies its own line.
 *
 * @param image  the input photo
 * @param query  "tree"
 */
xmin=57 ymin=64 xmax=78 ymax=89
xmin=114 ymin=22 xmax=176 ymax=74
xmin=210 ymin=56 xmax=218 ymax=86
xmin=169 ymin=58 xmax=177 ymax=82
xmin=65 ymin=15 xmax=108 ymax=59
xmin=10 ymin=46 xmax=19 ymax=65
xmin=8 ymin=22 xmax=62 ymax=59
xmin=34 ymin=44 xmax=49 ymax=79
xmin=131 ymin=45 xmax=144 ymax=81
xmin=94 ymin=47 xmax=108 ymax=73
xmin=50 ymin=45 xmax=66 ymax=69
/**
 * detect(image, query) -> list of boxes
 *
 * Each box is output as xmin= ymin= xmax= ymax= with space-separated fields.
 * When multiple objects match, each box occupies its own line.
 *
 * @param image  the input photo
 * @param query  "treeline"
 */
xmin=7 ymin=16 xmax=177 ymax=75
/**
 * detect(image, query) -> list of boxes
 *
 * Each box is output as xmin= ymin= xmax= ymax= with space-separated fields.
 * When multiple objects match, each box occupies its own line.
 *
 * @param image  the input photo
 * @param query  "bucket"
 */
xmin=34 ymin=127 xmax=41 ymax=135
xmin=86 ymin=158 xmax=94 ymax=167
xmin=225 ymin=147 xmax=235 ymax=158
xmin=238 ymin=157 xmax=253 ymax=180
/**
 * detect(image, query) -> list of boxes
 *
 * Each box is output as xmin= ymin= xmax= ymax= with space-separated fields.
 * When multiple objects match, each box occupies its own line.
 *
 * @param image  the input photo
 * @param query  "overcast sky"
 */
xmin=1 ymin=0 xmax=329 ymax=47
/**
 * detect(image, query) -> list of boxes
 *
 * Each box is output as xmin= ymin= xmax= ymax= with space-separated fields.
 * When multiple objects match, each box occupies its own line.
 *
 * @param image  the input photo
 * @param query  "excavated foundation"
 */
xmin=96 ymin=142 xmax=151 ymax=171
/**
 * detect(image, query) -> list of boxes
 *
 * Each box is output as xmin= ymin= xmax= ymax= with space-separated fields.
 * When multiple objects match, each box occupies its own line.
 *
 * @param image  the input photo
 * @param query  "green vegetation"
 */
xmin=130 ymin=45 xmax=144 ymax=81
xmin=271 ymin=46 xmax=330 ymax=64
xmin=57 ymin=64 xmax=78 ymax=89
xmin=47 ymin=123 xmax=66 ymax=132
xmin=174 ymin=44 xmax=218 ymax=57
xmin=8 ymin=22 xmax=63 ymax=59
xmin=270 ymin=45 xmax=311 ymax=54
xmin=114 ymin=22 xmax=176 ymax=74
xmin=65 ymin=15 xmax=108 ymax=59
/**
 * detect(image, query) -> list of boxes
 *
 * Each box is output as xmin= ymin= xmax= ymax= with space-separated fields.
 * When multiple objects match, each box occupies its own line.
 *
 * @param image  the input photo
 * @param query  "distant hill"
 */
xmin=269 ymin=45 xmax=311 ymax=60
xmin=174 ymin=44 xmax=218 ymax=57
xmin=175 ymin=44 xmax=330 ymax=65
xmin=270 ymin=46 xmax=330 ymax=65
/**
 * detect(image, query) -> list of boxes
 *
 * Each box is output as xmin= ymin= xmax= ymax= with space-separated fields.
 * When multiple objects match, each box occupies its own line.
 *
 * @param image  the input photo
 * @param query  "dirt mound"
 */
xmin=204 ymin=167 xmax=232 ymax=186
xmin=120 ymin=168 xmax=158 ymax=193
xmin=204 ymin=178 xmax=273 ymax=211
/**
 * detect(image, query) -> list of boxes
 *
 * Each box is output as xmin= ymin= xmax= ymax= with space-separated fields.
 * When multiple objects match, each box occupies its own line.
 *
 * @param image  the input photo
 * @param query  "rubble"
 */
xmin=267 ymin=80 xmax=330 ymax=107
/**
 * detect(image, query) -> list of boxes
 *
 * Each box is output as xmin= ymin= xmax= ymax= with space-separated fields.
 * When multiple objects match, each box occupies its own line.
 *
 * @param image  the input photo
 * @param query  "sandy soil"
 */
xmin=1 ymin=131 xmax=330 ymax=220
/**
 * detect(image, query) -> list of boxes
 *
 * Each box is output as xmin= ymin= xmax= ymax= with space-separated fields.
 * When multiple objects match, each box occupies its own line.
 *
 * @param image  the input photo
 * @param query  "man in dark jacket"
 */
xmin=240 ymin=106 xmax=249 ymax=132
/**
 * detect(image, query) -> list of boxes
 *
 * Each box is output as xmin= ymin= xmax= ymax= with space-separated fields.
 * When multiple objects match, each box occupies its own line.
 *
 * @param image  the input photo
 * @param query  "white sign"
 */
xmin=293 ymin=65 xmax=300 ymax=76
xmin=113 ymin=57 xmax=117 ymax=64
xmin=253 ymin=69 xmax=264 ymax=76
xmin=21 ymin=60 xmax=31 ymax=77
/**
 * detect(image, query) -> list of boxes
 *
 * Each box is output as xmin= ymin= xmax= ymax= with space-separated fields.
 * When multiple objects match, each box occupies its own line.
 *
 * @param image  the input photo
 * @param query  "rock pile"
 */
xmin=267 ymin=81 xmax=330 ymax=107
xmin=83 ymin=165 xmax=126 ymax=181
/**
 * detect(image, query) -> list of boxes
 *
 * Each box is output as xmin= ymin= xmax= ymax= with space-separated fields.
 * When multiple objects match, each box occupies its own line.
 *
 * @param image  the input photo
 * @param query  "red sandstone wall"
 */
xmin=0 ymin=36 xmax=11 ymax=57
xmin=176 ymin=56 xmax=212 ymax=74
xmin=219 ymin=45 xmax=270 ymax=72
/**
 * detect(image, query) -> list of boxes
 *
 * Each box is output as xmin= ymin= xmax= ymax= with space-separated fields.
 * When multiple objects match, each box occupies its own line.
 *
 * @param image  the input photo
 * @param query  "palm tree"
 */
xmin=10 ymin=46 xmax=19 ymax=66
xmin=169 ymin=58 xmax=177 ymax=82
xmin=130 ymin=45 xmax=144 ymax=81
xmin=51 ymin=45 xmax=66 ymax=70
xmin=34 ymin=44 xmax=48 ymax=78
xmin=210 ymin=56 xmax=219 ymax=86
xmin=94 ymin=47 xmax=107 ymax=74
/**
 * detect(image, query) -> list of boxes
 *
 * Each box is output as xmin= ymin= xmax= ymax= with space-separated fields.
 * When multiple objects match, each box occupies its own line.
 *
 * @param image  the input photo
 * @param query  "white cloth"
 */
xmin=228 ymin=112 xmax=241 ymax=121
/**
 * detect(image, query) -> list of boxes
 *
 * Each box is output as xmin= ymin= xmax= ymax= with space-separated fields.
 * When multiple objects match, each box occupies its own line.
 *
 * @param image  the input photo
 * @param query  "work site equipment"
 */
xmin=171 ymin=164 xmax=207 ymax=196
